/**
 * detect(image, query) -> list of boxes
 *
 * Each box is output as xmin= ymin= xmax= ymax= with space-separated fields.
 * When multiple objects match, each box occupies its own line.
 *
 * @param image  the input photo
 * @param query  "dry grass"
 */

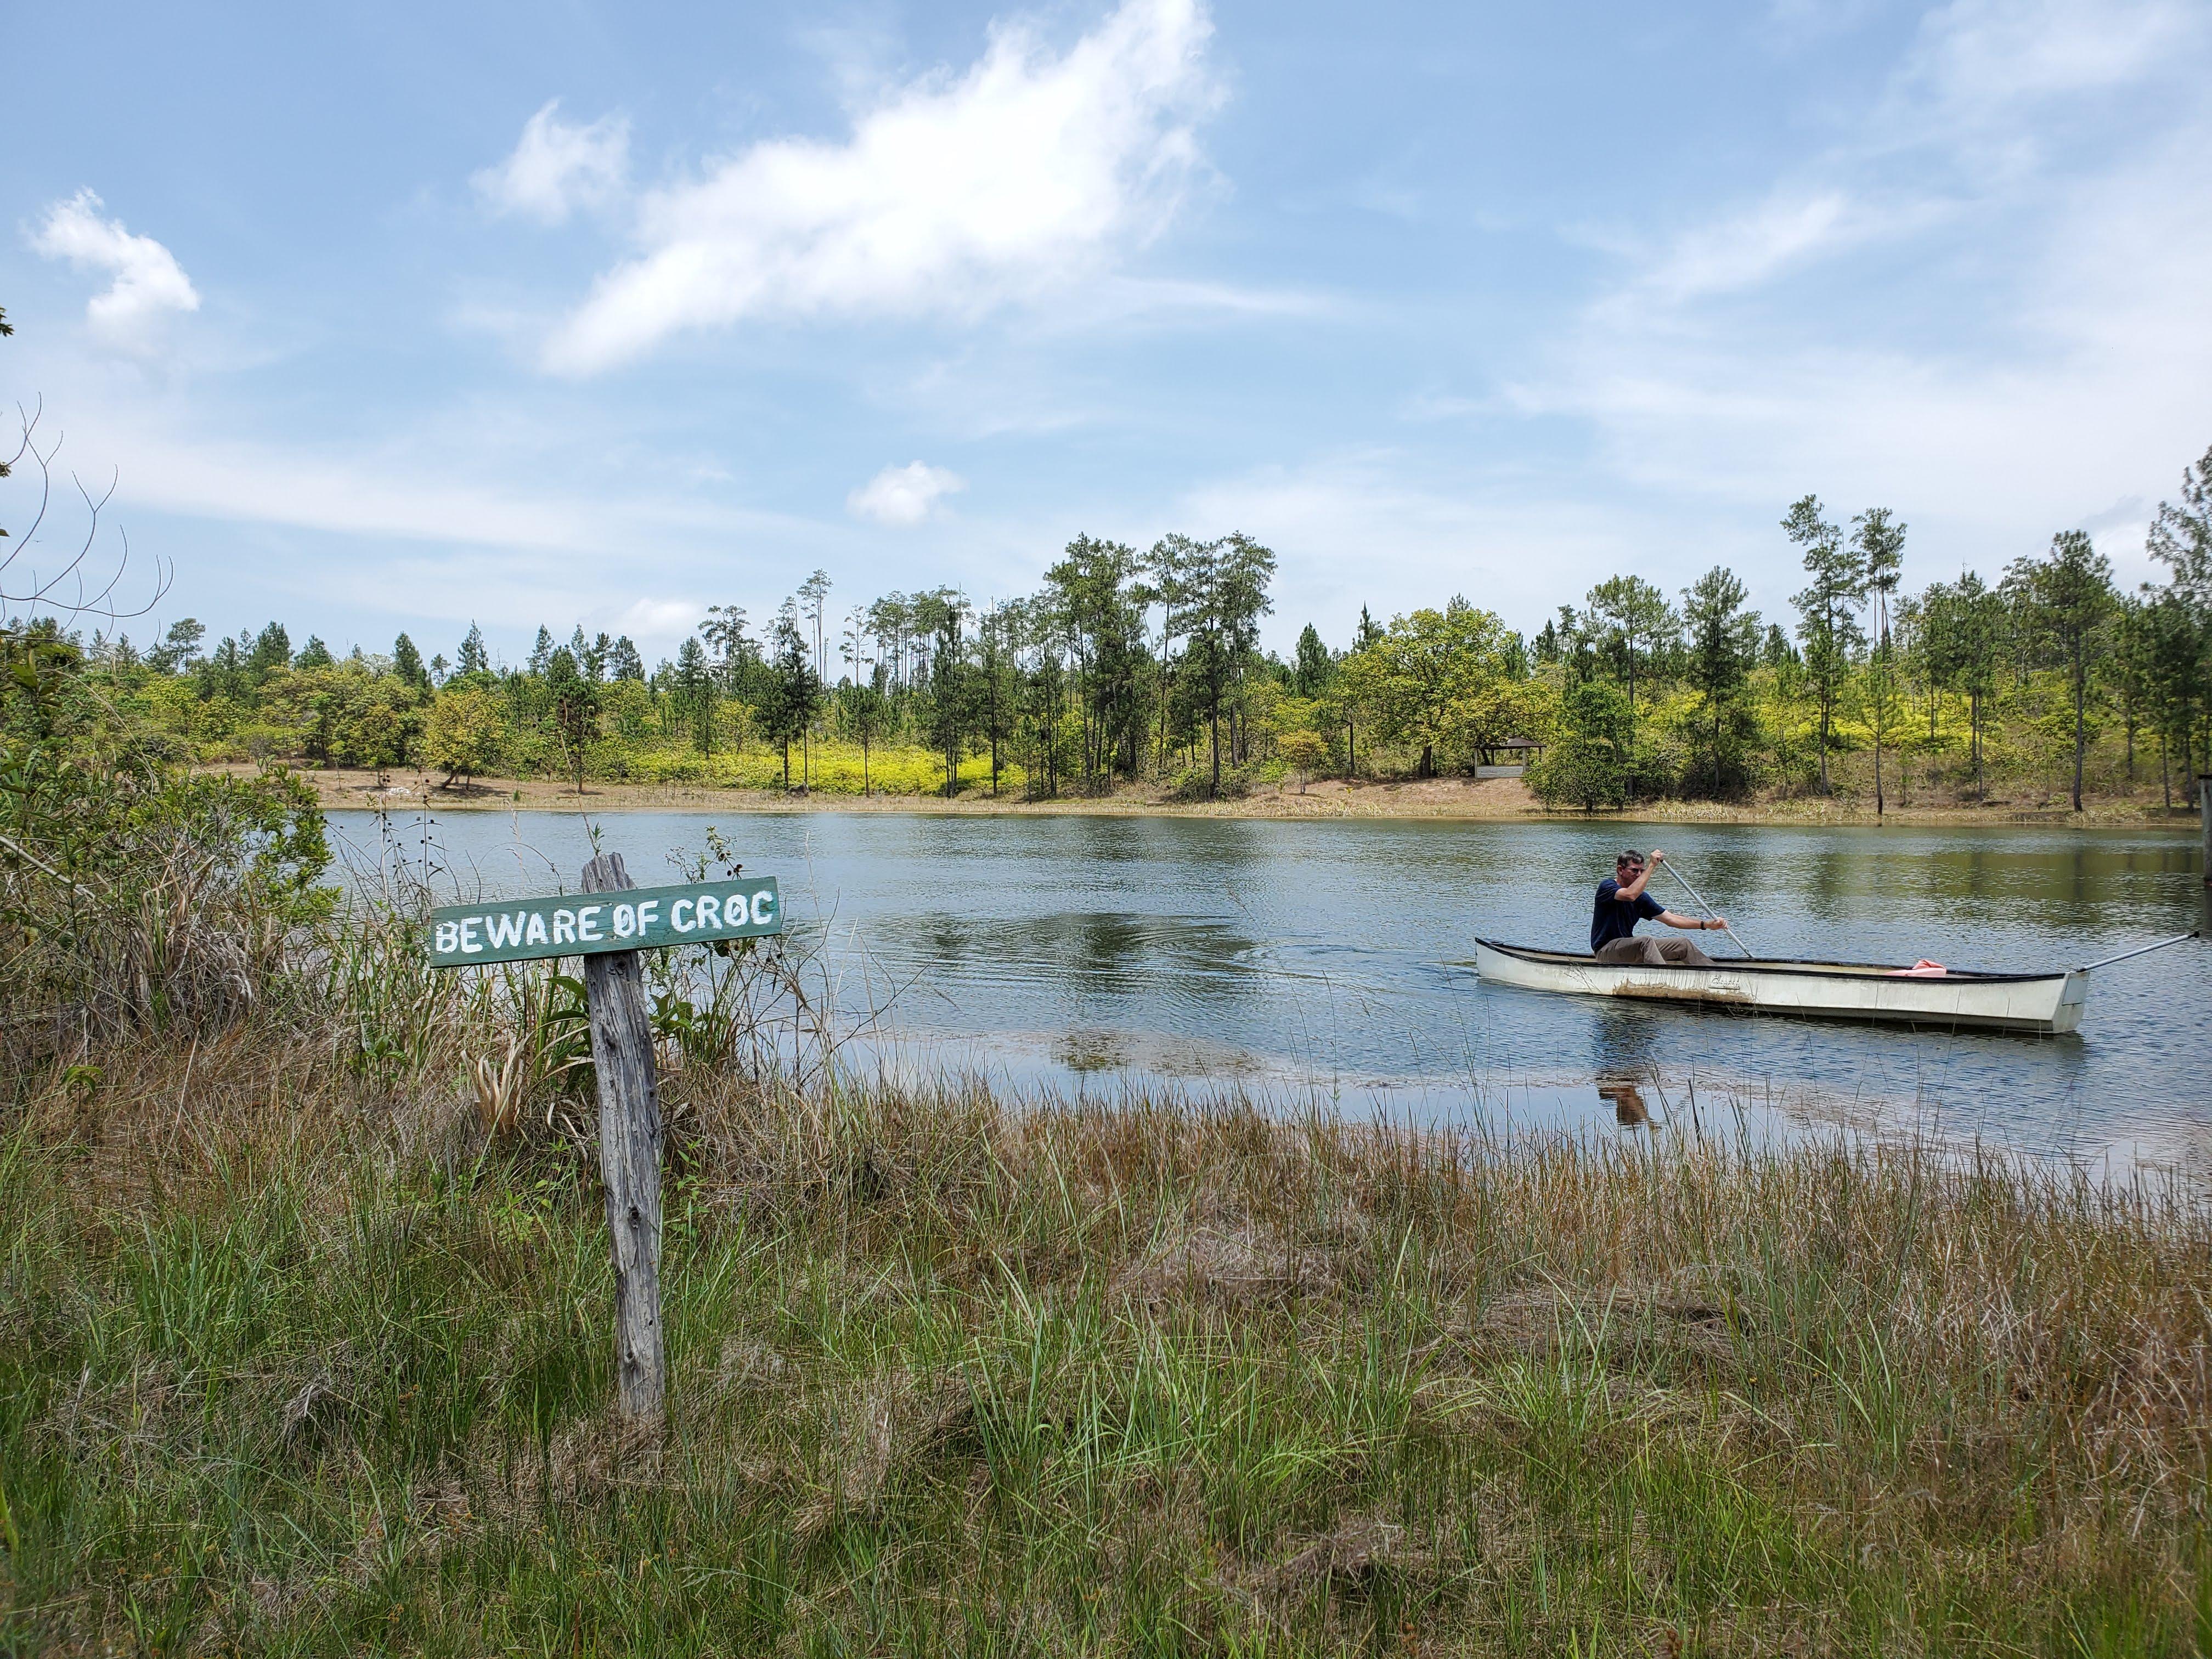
xmin=2 ymin=1018 xmax=2209 ymax=1654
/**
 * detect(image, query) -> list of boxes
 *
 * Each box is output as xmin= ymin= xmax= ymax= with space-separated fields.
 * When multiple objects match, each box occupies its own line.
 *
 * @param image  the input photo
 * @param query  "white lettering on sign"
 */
xmin=428 ymin=877 xmax=780 ymax=966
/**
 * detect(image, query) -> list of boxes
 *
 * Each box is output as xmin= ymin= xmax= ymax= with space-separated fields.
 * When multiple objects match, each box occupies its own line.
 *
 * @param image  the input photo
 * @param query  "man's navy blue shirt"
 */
xmin=1591 ymin=877 xmax=1663 ymax=952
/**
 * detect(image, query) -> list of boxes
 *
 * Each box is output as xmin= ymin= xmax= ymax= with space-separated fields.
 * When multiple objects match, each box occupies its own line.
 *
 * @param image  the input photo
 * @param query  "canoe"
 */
xmin=1471 ymin=939 xmax=2086 ymax=1035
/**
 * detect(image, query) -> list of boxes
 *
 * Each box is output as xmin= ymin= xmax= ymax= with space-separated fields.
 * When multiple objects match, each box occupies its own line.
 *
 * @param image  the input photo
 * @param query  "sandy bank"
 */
xmin=223 ymin=764 xmax=2198 ymax=830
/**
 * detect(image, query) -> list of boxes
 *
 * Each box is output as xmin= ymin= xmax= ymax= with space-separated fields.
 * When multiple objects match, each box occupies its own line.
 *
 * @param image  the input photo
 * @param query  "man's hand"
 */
xmin=1708 ymin=915 xmax=1729 ymax=930
xmin=1647 ymin=849 xmax=1666 ymax=865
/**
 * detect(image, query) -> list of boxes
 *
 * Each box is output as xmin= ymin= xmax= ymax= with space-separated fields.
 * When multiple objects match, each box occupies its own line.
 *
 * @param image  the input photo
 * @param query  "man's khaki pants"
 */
xmin=1594 ymin=935 xmax=1717 ymax=968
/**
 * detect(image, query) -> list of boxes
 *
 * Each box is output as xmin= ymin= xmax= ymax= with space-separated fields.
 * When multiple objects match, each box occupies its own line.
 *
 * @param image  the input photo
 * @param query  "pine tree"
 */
xmin=2007 ymin=531 xmax=2117 ymax=812
xmin=545 ymin=646 xmax=599 ymax=795
xmin=1852 ymin=509 xmax=1908 ymax=815
xmin=248 ymin=622 xmax=292 ymax=680
xmin=1292 ymin=624 xmax=1333 ymax=697
xmin=146 ymin=618 xmax=206 ymax=673
xmin=1785 ymin=495 xmax=1867 ymax=794
xmin=799 ymin=569 xmax=833 ymax=680
xmin=392 ymin=632 xmax=429 ymax=689
xmin=759 ymin=605 xmax=822 ymax=789
xmin=456 ymin=623 xmax=488 ymax=676
xmin=672 ymin=638 xmax=715 ymax=753
xmin=1680 ymin=567 xmax=1760 ymax=798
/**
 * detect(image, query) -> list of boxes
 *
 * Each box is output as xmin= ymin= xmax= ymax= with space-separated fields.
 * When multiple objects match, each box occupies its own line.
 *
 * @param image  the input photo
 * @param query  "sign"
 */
xmin=427 ymin=876 xmax=781 ymax=968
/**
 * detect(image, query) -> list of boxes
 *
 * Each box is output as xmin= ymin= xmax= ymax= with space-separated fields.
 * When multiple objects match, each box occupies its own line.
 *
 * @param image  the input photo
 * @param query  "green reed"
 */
xmin=2 ymin=1018 xmax=2207 ymax=1657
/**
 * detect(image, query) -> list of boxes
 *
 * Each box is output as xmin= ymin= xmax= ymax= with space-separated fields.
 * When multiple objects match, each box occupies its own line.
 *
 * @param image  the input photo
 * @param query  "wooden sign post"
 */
xmin=428 ymin=858 xmax=783 ymax=1422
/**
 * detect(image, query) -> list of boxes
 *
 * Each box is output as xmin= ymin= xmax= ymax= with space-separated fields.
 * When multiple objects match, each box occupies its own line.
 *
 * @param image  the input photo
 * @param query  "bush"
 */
xmin=2 ymin=627 xmax=334 ymax=1058
xmin=1527 ymin=681 xmax=1632 ymax=812
xmin=1166 ymin=766 xmax=1253 ymax=802
xmin=1276 ymin=729 xmax=1330 ymax=788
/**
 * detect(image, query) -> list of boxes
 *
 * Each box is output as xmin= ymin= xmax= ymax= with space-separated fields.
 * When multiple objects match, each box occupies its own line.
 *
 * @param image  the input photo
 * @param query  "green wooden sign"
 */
xmin=427 ymin=877 xmax=781 ymax=968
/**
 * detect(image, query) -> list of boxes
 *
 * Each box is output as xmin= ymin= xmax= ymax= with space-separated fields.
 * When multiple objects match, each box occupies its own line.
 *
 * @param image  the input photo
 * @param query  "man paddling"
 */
xmin=1592 ymin=849 xmax=1726 ymax=966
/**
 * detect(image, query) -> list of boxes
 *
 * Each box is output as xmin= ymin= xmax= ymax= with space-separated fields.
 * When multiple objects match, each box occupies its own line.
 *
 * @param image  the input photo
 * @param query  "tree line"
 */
xmin=40 ymin=441 xmax=2212 ymax=812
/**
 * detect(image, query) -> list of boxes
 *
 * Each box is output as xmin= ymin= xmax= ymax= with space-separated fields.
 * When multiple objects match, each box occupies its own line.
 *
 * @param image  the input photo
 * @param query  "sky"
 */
xmin=4 ymin=0 xmax=2209 ymax=669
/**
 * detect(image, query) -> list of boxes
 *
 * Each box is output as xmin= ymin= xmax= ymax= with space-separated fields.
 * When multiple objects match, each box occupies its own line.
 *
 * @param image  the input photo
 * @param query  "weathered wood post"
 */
xmin=2200 ymin=776 xmax=2211 ymax=888
xmin=2199 ymin=776 xmax=2212 ymax=940
xmin=581 ymin=851 xmax=665 ymax=1424
xmin=425 ymin=864 xmax=781 ymax=1426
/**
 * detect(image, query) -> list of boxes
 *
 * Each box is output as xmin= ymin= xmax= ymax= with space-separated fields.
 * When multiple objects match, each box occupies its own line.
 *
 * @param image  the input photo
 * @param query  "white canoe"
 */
xmin=1472 ymin=939 xmax=2087 ymax=1035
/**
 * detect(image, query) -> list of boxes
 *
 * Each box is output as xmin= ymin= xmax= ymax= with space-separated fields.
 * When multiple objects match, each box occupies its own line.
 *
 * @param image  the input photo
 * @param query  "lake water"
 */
xmin=329 ymin=807 xmax=2211 ymax=1170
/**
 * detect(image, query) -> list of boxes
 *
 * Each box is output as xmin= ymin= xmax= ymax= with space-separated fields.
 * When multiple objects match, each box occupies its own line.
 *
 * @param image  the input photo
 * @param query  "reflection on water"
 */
xmin=1597 ymin=1079 xmax=1655 ymax=1130
xmin=329 ymin=807 xmax=2212 ymax=1166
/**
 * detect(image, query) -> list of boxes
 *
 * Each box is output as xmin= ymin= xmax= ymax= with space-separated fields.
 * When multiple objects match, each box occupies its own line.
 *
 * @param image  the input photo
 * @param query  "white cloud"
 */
xmin=1600 ymin=0 xmax=2204 ymax=321
xmin=1631 ymin=190 xmax=1858 ymax=307
xmin=30 ymin=190 xmax=199 ymax=348
xmin=612 ymin=597 xmax=706 ymax=645
xmin=544 ymin=0 xmax=1218 ymax=374
xmin=475 ymin=100 xmax=630 ymax=224
xmin=1178 ymin=454 xmax=1703 ymax=641
xmin=848 ymin=461 xmax=966 ymax=526
xmin=1526 ymin=0 xmax=2212 ymax=596
xmin=1897 ymin=0 xmax=2198 ymax=136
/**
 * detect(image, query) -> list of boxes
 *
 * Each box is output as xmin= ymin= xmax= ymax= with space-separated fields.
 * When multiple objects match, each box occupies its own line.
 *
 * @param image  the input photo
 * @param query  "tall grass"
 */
xmin=2 ymin=997 xmax=2207 ymax=1654
xmin=11 ymin=649 xmax=2205 ymax=1652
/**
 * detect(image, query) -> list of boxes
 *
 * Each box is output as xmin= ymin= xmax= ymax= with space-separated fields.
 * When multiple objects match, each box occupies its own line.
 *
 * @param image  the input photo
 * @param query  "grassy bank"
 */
xmin=3 ymin=1026 xmax=2208 ymax=1655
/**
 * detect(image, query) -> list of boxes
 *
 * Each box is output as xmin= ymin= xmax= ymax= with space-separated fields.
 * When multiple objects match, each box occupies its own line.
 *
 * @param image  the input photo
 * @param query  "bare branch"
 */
xmin=0 ymin=403 xmax=171 ymax=628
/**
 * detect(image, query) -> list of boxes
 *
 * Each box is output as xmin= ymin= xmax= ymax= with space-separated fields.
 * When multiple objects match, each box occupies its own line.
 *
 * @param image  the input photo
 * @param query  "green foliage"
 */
xmin=1338 ymin=598 xmax=1548 ymax=778
xmin=2 ymin=624 xmax=332 ymax=1054
xmin=1276 ymin=727 xmax=1328 ymax=786
xmin=1527 ymin=679 xmax=1634 ymax=812
xmin=2007 ymin=530 xmax=2120 ymax=810
xmin=544 ymin=646 xmax=601 ymax=794
xmin=391 ymin=631 xmax=428 ymax=690
xmin=1291 ymin=622 xmax=1333 ymax=697
xmin=1583 ymin=573 xmax=1678 ymax=720
xmin=1678 ymin=566 xmax=1761 ymax=797
xmin=29 ymin=451 xmax=2212 ymax=811
xmin=3 ymin=1053 xmax=2204 ymax=1654
xmin=1785 ymin=495 xmax=1868 ymax=793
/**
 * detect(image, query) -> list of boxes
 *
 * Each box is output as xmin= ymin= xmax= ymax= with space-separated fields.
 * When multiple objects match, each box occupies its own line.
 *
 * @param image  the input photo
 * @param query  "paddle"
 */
xmin=1652 ymin=854 xmax=1756 ymax=959
xmin=2075 ymin=930 xmax=2199 ymax=973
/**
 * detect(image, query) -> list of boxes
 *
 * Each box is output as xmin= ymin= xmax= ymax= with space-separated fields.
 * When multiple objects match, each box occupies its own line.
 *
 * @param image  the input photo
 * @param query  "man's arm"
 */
xmin=1656 ymin=909 xmax=1728 ymax=932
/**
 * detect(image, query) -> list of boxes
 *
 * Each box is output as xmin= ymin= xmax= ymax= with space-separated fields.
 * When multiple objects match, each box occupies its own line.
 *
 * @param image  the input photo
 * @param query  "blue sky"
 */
xmin=5 ymin=0 xmax=2209 ymax=668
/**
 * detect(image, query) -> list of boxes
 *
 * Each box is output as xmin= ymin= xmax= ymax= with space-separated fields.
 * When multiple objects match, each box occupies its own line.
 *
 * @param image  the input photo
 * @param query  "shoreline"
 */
xmin=238 ymin=764 xmax=2204 ymax=830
